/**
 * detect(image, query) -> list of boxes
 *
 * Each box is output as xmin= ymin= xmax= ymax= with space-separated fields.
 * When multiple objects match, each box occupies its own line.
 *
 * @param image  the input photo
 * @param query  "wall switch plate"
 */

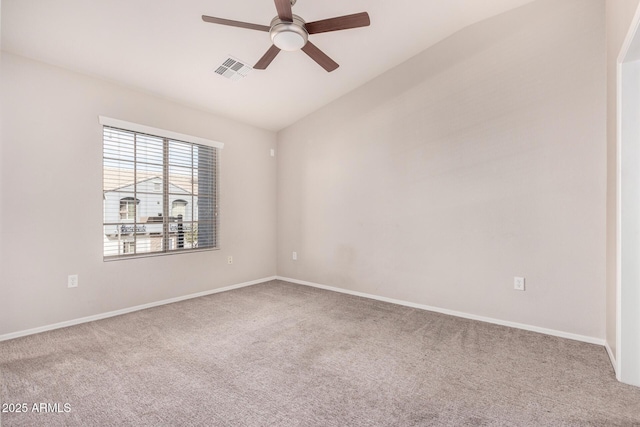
xmin=270 ymin=148 xmax=275 ymax=157
xmin=292 ymin=251 xmax=297 ymax=261
xmin=514 ymin=277 xmax=525 ymax=291
xmin=68 ymin=274 xmax=78 ymax=288
xmin=227 ymin=256 xmax=233 ymax=265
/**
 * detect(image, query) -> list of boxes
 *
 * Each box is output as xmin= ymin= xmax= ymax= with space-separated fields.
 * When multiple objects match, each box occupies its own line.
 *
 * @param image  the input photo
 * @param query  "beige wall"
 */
xmin=0 ymin=53 xmax=277 ymax=336
xmin=605 ymin=0 xmax=640 ymax=363
xmin=277 ymin=0 xmax=607 ymax=339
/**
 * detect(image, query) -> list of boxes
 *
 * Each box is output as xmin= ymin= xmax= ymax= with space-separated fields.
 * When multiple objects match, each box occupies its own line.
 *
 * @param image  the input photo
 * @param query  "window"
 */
xmin=123 ymin=241 xmax=135 ymax=254
xmin=119 ymin=197 xmax=138 ymax=220
xmin=171 ymin=199 xmax=188 ymax=219
xmin=102 ymin=118 xmax=222 ymax=259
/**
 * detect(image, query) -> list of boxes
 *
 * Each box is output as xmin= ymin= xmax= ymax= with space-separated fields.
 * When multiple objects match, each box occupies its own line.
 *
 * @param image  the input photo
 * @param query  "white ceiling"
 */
xmin=1 ymin=0 xmax=534 ymax=131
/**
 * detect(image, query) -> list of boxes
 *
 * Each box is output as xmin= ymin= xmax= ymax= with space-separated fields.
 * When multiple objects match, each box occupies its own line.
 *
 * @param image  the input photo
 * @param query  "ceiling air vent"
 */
xmin=214 ymin=57 xmax=252 ymax=81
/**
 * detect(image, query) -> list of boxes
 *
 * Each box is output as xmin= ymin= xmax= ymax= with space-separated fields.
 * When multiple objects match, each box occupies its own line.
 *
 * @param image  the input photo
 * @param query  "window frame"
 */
xmin=101 ymin=117 xmax=223 ymax=261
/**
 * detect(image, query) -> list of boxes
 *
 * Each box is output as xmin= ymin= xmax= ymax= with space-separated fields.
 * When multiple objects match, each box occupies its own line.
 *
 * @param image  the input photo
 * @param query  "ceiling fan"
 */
xmin=202 ymin=0 xmax=370 ymax=72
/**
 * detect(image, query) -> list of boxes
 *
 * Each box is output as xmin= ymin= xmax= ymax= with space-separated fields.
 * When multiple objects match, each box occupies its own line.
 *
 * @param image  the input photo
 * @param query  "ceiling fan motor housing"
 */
xmin=270 ymin=15 xmax=308 ymax=51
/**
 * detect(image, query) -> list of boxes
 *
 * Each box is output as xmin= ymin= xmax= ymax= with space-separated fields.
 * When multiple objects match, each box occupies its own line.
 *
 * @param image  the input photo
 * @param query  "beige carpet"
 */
xmin=1 ymin=280 xmax=639 ymax=426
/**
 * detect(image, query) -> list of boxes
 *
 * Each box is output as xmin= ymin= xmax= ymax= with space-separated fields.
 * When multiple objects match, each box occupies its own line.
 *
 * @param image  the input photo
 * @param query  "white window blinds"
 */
xmin=102 ymin=123 xmax=220 ymax=259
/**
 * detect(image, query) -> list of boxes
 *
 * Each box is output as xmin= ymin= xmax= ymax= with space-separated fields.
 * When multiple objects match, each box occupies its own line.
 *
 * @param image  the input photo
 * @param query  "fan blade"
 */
xmin=254 ymin=45 xmax=282 ymax=70
xmin=274 ymin=0 xmax=293 ymax=22
xmin=202 ymin=15 xmax=270 ymax=32
xmin=305 ymin=12 xmax=370 ymax=34
xmin=301 ymin=41 xmax=339 ymax=72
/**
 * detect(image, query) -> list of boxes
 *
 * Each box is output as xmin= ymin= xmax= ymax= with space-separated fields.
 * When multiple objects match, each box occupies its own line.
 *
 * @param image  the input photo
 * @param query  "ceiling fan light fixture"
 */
xmin=272 ymin=29 xmax=306 ymax=51
xmin=270 ymin=15 xmax=308 ymax=51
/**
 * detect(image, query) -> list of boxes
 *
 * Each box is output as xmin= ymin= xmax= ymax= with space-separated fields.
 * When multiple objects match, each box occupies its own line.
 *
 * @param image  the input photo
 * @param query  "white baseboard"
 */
xmin=2 ymin=275 xmax=607 ymax=349
xmin=605 ymin=342 xmax=618 ymax=376
xmin=0 ymin=276 xmax=277 ymax=342
xmin=277 ymin=276 xmax=606 ymax=347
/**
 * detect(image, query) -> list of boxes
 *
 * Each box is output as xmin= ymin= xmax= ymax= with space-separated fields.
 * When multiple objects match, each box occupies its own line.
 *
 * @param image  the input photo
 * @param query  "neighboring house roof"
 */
xmin=104 ymin=168 xmax=195 ymax=194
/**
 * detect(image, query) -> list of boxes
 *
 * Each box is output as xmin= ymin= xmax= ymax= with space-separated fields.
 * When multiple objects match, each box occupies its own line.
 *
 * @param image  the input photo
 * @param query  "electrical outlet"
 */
xmin=68 ymin=274 xmax=78 ymax=288
xmin=227 ymin=256 xmax=233 ymax=265
xmin=514 ymin=277 xmax=525 ymax=291
xmin=292 ymin=251 xmax=297 ymax=261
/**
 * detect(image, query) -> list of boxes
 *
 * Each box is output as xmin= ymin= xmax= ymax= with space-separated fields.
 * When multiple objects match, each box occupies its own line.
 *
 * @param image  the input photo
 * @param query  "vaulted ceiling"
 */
xmin=1 ymin=0 xmax=535 ymax=131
